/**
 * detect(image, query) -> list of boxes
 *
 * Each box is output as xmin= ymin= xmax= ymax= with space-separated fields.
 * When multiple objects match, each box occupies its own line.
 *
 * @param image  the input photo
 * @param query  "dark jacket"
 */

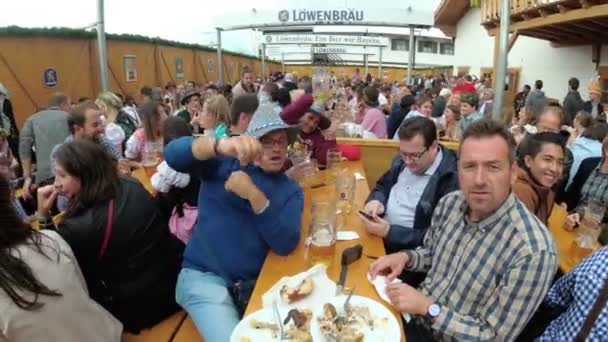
xmin=564 ymin=157 xmax=601 ymax=211
xmin=583 ymin=101 xmax=605 ymax=118
xmin=115 ymin=109 xmax=137 ymax=149
xmin=386 ymin=107 xmax=409 ymax=140
xmin=366 ymin=146 xmax=459 ymax=253
xmin=562 ymin=91 xmax=585 ymax=126
xmin=431 ymin=95 xmax=447 ymax=118
xmin=56 ymin=178 xmax=182 ymax=332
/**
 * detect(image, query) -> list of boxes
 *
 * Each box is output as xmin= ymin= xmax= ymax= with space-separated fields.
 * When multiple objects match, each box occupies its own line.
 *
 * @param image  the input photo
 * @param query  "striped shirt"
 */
xmin=539 ymin=247 xmax=608 ymax=341
xmin=408 ymin=191 xmax=557 ymax=341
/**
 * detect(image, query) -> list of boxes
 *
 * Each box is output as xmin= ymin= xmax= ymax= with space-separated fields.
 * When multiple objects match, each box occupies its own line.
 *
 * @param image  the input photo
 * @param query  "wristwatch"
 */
xmin=425 ymin=303 xmax=441 ymax=321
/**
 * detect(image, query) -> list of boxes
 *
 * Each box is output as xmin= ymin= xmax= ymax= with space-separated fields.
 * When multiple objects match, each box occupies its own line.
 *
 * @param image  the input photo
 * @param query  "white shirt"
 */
xmin=378 ymin=93 xmax=389 ymax=107
xmin=384 ymin=149 xmax=443 ymax=229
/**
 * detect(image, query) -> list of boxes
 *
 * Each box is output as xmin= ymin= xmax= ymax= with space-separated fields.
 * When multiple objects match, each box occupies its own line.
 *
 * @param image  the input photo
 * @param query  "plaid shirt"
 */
xmin=408 ymin=191 xmax=557 ymax=341
xmin=539 ymin=247 xmax=608 ymax=341
xmin=577 ymin=166 xmax=608 ymax=221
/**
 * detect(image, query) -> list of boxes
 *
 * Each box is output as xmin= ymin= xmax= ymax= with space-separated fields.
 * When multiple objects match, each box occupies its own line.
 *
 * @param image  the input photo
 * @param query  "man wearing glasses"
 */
xmin=360 ymin=117 xmax=459 ymax=259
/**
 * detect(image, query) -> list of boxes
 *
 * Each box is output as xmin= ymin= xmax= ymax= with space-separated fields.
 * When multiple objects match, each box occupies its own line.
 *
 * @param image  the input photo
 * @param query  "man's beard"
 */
xmin=86 ymin=135 xmax=101 ymax=144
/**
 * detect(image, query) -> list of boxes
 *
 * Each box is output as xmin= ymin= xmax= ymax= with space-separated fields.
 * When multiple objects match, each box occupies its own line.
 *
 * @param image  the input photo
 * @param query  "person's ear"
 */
xmin=523 ymin=155 xmax=533 ymax=170
xmin=510 ymin=161 xmax=518 ymax=186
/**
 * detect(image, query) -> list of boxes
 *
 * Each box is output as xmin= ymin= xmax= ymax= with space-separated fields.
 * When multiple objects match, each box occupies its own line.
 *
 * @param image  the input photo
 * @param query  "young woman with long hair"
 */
xmin=36 ymin=140 xmax=182 ymax=333
xmin=125 ymin=101 xmax=167 ymax=162
xmin=0 ymin=176 xmax=121 ymax=341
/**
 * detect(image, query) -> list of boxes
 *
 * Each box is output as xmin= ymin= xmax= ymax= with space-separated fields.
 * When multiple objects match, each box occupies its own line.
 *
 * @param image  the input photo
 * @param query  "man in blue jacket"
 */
xmin=164 ymin=101 xmax=303 ymax=342
xmin=360 ymin=116 xmax=459 ymax=255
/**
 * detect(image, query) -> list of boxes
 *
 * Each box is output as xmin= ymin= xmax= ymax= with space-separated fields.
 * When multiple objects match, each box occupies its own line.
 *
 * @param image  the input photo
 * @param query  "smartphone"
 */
xmin=358 ymin=210 xmax=376 ymax=221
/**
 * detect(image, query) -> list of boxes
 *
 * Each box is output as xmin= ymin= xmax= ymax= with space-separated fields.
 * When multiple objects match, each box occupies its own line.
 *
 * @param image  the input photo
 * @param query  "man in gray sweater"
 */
xmin=19 ymin=93 xmax=71 ymax=197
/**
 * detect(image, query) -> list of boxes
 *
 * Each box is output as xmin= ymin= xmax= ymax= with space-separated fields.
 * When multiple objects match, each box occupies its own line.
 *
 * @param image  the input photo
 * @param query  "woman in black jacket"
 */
xmin=36 ymin=140 xmax=182 ymax=333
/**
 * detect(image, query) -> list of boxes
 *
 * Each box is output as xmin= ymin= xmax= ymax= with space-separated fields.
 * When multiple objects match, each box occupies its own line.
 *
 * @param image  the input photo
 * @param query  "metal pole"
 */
xmin=216 ymin=28 xmax=224 ymax=85
xmin=364 ymin=55 xmax=368 ymax=77
xmin=407 ymin=26 xmax=415 ymax=85
xmin=96 ymin=0 xmax=109 ymax=92
xmin=492 ymin=0 xmax=510 ymax=121
xmin=282 ymin=53 xmax=285 ymax=73
xmin=378 ymin=46 xmax=383 ymax=80
xmin=261 ymin=43 xmax=266 ymax=82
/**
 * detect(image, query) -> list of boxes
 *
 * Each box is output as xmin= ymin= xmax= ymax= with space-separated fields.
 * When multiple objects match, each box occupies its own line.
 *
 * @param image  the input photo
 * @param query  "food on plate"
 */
xmin=284 ymin=308 xmax=313 ymax=342
xmin=280 ymin=277 xmax=314 ymax=304
xmin=318 ymin=301 xmax=392 ymax=341
xmin=249 ymin=318 xmax=279 ymax=338
xmin=239 ymin=336 xmax=251 ymax=342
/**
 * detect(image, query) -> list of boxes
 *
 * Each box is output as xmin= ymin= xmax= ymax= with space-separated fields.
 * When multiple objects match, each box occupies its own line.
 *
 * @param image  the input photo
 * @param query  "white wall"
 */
xmin=453 ymin=8 xmax=598 ymax=100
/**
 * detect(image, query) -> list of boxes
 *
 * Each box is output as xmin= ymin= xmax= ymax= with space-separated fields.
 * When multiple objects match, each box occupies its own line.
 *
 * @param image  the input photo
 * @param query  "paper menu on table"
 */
xmin=367 ymin=273 xmax=412 ymax=322
xmin=261 ymin=264 xmax=337 ymax=314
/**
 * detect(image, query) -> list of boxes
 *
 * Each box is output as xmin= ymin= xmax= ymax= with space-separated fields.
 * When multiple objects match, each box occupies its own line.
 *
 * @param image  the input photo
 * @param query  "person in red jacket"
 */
xmin=280 ymin=93 xmax=337 ymax=167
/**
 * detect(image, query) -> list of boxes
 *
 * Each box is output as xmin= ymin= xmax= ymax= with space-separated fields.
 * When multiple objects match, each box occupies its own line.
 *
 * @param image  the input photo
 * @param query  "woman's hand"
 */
xmin=564 ymin=213 xmax=580 ymax=231
xmin=37 ymin=185 xmax=58 ymax=218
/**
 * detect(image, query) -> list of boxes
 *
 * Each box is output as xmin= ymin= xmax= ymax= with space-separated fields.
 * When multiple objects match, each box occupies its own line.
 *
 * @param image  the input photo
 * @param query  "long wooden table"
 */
xmin=244 ymin=160 xmax=405 ymax=340
xmin=547 ymin=204 xmax=602 ymax=273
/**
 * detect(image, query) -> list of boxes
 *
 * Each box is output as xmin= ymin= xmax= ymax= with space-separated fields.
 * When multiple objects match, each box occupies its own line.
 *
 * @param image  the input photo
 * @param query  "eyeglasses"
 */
xmin=400 ymin=146 xmax=430 ymax=161
xmin=260 ymin=137 xmax=288 ymax=149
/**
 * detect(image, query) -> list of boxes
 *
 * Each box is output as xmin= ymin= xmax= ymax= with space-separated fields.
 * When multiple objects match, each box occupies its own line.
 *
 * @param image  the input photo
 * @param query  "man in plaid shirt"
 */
xmin=370 ymin=119 xmax=557 ymax=341
xmin=538 ymin=247 xmax=608 ymax=340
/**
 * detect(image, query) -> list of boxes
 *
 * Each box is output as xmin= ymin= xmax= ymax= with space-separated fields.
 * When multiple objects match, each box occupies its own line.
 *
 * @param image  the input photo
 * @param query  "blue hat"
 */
xmin=246 ymin=100 xmax=298 ymax=144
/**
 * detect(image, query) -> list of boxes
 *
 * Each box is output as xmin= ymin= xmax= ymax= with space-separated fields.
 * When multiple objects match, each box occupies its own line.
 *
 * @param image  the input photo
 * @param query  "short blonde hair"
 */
xmin=204 ymin=95 xmax=230 ymax=127
xmin=95 ymin=92 xmax=122 ymax=112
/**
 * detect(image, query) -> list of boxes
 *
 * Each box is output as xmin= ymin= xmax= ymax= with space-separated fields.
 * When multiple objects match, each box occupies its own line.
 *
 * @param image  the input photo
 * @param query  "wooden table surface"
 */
xmin=244 ymin=160 xmax=405 ymax=340
xmin=547 ymin=205 xmax=601 ymax=273
xmin=131 ymin=168 xmax=156 ymax=195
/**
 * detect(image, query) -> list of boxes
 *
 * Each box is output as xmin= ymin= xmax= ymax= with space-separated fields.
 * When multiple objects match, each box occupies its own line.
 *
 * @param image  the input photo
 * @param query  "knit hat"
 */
xmin=246 ymin=100 xmax=298 ymax=144
xmin=460 ymin=92 xmax=479 ymax=108
xmin=307 ymin=101 xmax=332 ymax=130
xmin=589 ymin=78 xmax=601 ymax=95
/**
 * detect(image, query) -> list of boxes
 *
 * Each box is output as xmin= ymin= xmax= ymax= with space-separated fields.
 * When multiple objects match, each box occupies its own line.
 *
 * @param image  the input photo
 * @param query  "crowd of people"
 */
xmin=0 ymin=63 xmax=606 ymax=342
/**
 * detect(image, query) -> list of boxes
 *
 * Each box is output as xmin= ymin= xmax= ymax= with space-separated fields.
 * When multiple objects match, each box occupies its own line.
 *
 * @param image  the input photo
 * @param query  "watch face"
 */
xmin=429 ymin=304 xmax=441 ymax=317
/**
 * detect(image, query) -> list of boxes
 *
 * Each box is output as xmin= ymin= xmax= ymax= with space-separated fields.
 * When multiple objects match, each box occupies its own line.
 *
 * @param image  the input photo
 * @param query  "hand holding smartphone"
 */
xmin=358 ymin=210 xmax=376 ymax=221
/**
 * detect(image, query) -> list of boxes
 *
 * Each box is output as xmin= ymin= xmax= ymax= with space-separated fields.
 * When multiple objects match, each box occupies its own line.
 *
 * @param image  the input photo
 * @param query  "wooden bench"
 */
xmin=122 ymin=311 xmax=188 ymax=342
xmin=336 ymin=137 xmax=459 ymax=189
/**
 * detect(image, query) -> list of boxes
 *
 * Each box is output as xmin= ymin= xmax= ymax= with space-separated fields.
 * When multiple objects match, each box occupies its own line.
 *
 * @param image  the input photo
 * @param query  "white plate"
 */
xmin=310 ymin=295 xmax=402 ymax=342
xmin=230 ymin=309 xmax=282 ymax=342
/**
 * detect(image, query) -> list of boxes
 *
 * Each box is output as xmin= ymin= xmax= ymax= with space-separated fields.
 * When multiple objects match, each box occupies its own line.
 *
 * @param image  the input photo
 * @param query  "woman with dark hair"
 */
xmin=513 ymin=132 xmax=565 ymax=224
xmin=125 ymin=101 xmax=166 ymax=162
xmin=36 ymin=140 xmax=182 ymax=333
xmin=0 ymin=176 xmax=121 ymax=341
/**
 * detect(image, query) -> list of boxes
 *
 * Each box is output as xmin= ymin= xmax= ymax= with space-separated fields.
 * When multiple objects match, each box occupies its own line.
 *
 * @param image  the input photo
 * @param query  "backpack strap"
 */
xmin=574 ymin=275 xmax=608 ymax=341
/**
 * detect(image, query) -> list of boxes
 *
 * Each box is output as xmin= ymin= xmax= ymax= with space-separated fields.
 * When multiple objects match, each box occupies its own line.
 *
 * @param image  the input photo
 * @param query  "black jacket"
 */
xmin=56 ymin=178 xmax=183 ymax=332
xmin=562 ymin=91 xmax=585 ymax=126
xmin=583 ymin=101 xmax=605 ymax=118
xmin=387 ymin=105 xmax=409 ymax=139
xmin=431 ymin=95 xmax=447 ymax=118
xmin=366 ymin=146 xmax=459 ymax=253
xmin=564 ymin=157 xmax=601 ymax=211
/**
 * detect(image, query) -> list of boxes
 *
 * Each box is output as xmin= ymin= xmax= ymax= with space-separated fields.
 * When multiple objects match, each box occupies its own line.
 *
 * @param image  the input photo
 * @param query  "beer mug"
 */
xmin=142 ymin=141 xmax=163 ymax=177
xmin=325 ymin=148 xmax=343 ymax=183
xmin=336 ymin=170 xmax=356 ymax=229
xmin=571 ymin=201 xmax=605 ymax=263
xmin=309 ymin=202 xmax=337 ymax=267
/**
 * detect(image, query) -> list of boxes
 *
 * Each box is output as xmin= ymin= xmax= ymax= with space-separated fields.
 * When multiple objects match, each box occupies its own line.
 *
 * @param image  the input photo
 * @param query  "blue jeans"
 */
xmin=175 ymin=268 xmax=240 ymax=342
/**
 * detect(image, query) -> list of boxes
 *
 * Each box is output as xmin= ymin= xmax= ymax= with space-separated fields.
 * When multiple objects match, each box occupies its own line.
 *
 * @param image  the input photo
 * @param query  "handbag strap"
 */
xmin=98 ymin=199 xmax=115 ymax=260
xmin=575 ymin=274 xmax=608 ymax=341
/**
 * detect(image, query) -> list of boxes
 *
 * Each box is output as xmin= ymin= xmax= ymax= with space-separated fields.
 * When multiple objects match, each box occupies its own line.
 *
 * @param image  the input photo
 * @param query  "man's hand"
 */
xmin=359 ymin=213 xmax=390 ymax=238
xmin=369 ymin=252 xmax=408 ymax=282
xmin=363 ymin=200 xmax=385 ymax=216
xmin=217 ymin=136 xmax=263 ymax=167
xmin=37 ymin=185 xmax=58 ymax=218
xmin=225 ymin=171 xmax=256 ymax=200
xmin=565 ymin=213 xmax=580 ymax=231
xmin=386 ymin=283 xmax=434 ymax=315
xmin=225 ymin=171 xmax=268 ymax=213
xmin=22 ymin=177 xmax=33 ymax=199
